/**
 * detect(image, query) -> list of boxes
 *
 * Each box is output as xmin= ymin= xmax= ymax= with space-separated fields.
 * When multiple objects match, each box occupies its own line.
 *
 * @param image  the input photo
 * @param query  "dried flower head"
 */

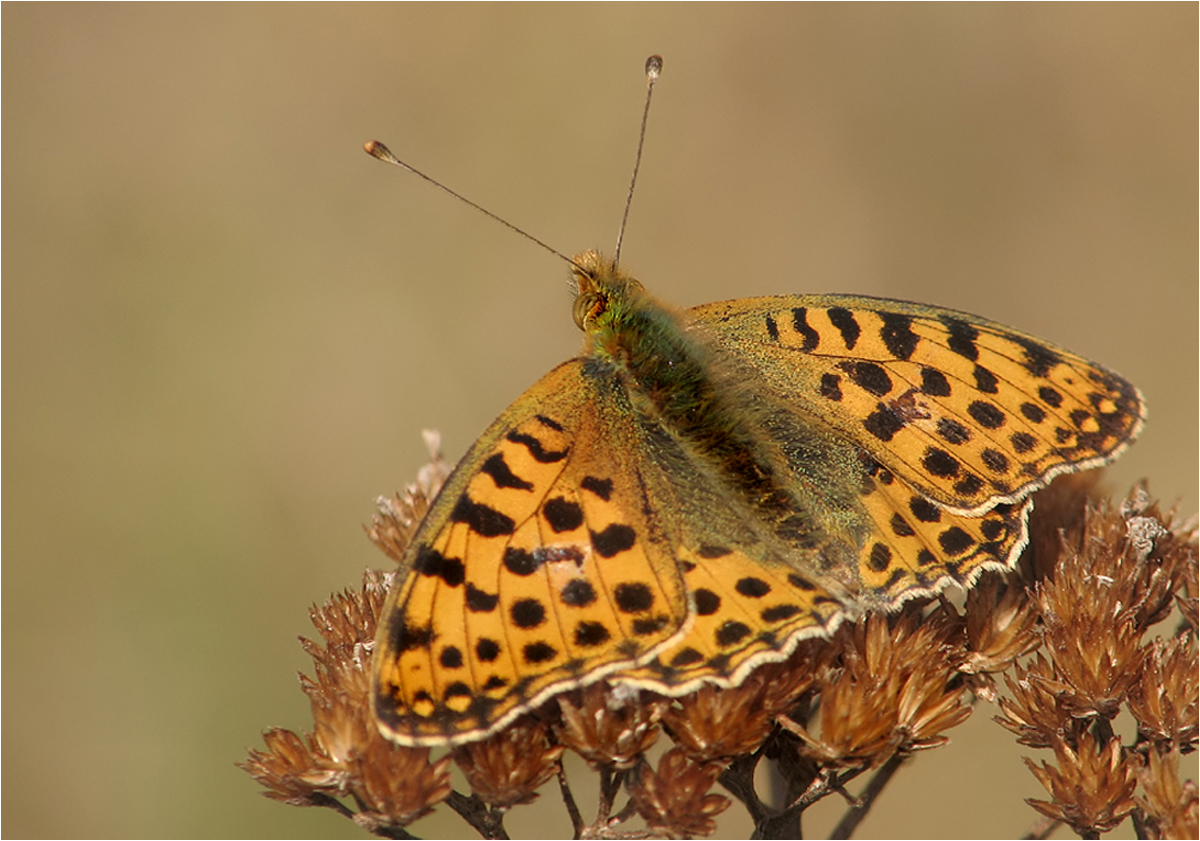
xmin=366 ymin=430 xmax=450 ymax=562
xmin=994 ymin=652 xmax=1078 ymax=749
xmin=239 ymin=572 xmax=453 ymax=831
xmin=452 ymin=718 xmax=564 ymax=809
xmin=1137 ymin=748 xmax=1200 ymax=840
xmin=785 ymin=606 xmax=970 ymax=768
xmin=960 ymin=573 xmax=1040 ymax=675
xmin=1128 ymin=635 xmax=1199 ymax=751
xmin=630 ymin=748 xmax=730 ymax=839
xmin=662 ymin=649 xmax=821 ymax=763
xmin=1025 ymin=730 xmax=1140 ymax=836
xmin=553 ymin=681 xmax=668 ymax=769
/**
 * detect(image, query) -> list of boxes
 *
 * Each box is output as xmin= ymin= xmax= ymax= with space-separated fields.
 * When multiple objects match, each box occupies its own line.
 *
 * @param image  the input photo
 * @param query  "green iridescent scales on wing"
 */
xmin=372 ymin=251 xmax=1145 ymax=747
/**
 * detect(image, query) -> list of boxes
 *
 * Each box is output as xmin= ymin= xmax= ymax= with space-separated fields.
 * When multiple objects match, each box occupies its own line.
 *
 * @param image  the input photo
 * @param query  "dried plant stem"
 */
xmin=718 ymin=751 xmax=769 ymax=824
xmin=1020 ymin=815 xmax=1062 ymax=840
xmin=445 ymin=791 xmax=509 ymax=840
xmin=309 ymin=791 xmax=359 ymax=822
xmin=828 ymin=754 xmax=906 ymax=839
xmin=557 ymin=764 xmax=585 ymax=838
xmin=597 ymin=767 xmax=625 ymax=825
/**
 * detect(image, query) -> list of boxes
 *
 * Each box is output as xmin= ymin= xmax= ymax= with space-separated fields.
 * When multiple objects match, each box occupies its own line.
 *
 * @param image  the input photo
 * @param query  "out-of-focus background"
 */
xmin=4 ymin=5 xmax=1195 ymax=838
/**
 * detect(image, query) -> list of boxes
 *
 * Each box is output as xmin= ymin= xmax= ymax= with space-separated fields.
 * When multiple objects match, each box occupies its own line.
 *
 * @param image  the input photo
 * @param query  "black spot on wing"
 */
xmin=937 ymin=417 xmax=972 ymax=445
xmin=879 ymin=312 xmax=919 ymax=360
xmin=842 ymin=361 xmax=893 ymax=396
xmin=735 ymin=577 xmax=771 ymax=598
xmin=511 ymin=598 xmax=546 ymax=629
xmin=506 ymin=430 xmax=568 ymax=463
xmin=614 ymin=582 xmax=654 ymax=613
xmin=968 ymin=401 xmax=1006 ymax=430
xmin=480 ymin=452 xmax=533 ymax=490
xmin=580 ymin=475 xmax=613 ymax=500
xmin=761 ymin=604 xmax=802 ymax=623
xmin=633 ymin=615 xmax=669 ymax=636
xmin=694 ymin=589 xmax=720 ymax=615
xmin=475 ymin=638 xmax=501 ymax=662
xmin=1020 ymin=403 xmax=1046 ymax=424
xmin=826 ymin=307 xmax=860 ymax=349
xmin=981 ymin=448 xmax=1010 ymax=474
xmin=466 ymin=583 xmax=499 ymax=612
xmin=820 ymin=373 xmax=843 ymax=401
xmin=791 ymin=307 xmax=820 ymax=352
xmin=560 ymin=578 xmax=597 ymax=607
xmin=1012 ymin=336 xmax=1062 ymax=377
xmin=938 ymin=527 xmax=975 ymax=556
xmin=922 ymin=447 xmax=960 ymax=478
xmin=973 ymin=365 xmax=999 ymax=394
xmin=953 ymin=474 xmax=985 ymax=496
xmin=670 ymin=648 xmax=704 ymax=667
xmin=389 ymin=616 xmax=433 ymax=654
xmin=890 ymin=513 xmax=915 ymax=537
xmin=523 ymin=641 xmax=557 ymax=664
xmin=1010 ymin=431 xmax=1036 ymax=453
xmin=451 ymin=495 xmax=515 ymax=537
xmin=868 ymin=542 xmax=892 ymax=572
xmin=414 ymin=545 xmax=465 ymax=587
xmin=864 ymin=404 xmax=905 ymax=442
xmin=764 ymin=314 xmax=779 ymax=341
xmin=543 ymin=497 xmax=584 ymax=533
xmin=942 ymin=317 xmax=980 ymax=361
xmin=909 ymin=496 xmax=942 ymax=523
xmin=1039 ymin=386 xmax=1064 ymax=408
xmin=574 ymin=621 xmax=611 ymax=647
xmin=920 ymin=367 xmax=952 ymax=397
xmin=591 ymin=523 xmax=636 ymax=558
xmin=716 ymin=621 xmax=752 ymax=647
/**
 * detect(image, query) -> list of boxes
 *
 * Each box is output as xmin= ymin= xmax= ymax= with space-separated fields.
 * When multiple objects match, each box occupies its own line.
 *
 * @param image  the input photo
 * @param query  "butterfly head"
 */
xmin=570 ymin=250 xmax=646 ymax=333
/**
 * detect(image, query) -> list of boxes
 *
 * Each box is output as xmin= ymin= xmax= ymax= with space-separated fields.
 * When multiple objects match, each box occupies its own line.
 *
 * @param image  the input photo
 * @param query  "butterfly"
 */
xmin=370 ymin=247 xmax=1144 ymax=747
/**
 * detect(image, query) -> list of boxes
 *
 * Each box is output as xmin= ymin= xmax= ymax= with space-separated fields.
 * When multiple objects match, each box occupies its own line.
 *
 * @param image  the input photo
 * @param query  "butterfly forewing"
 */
xmin=689 ymin=295 xmax=1145 ymax=515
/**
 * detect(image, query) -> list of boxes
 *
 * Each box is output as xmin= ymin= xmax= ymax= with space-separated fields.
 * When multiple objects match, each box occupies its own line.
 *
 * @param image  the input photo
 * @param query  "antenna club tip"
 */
xmin=645 ymin=55 xmax=663 ymax=79
xmin=364 ymin=140 xmax=395 ymax=162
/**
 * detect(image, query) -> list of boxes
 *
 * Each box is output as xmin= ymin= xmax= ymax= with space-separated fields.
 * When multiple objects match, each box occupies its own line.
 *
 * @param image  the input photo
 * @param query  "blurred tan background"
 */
xmin=4 ymin=5 xmax=1195 ymax=838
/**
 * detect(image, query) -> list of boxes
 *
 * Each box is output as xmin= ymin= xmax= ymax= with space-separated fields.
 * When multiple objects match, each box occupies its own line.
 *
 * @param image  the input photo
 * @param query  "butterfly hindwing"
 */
xmin=373 ymin=360 xmax=695 ymax=746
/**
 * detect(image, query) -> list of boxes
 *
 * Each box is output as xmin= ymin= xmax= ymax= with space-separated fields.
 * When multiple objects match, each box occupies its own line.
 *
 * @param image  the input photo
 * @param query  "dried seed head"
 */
xmin=630 ymin=748 xmax=730 ymax=839
xmin=1127 ymin=635 xmax=1199 ymax=751
xmin=241 ymin=572 xmax=452 ymax=831
xmin=366 ymin=432 xmax=450 ymax=562
xmin=554 ymin=682 xmax=667 ymax=769
xmin=663 ymin=649 xmax=821 ymax=763
xmin=789 ymin=608 xmax=970 ymax=768
xmin=350 ymin=742 xmax=453 ymax=832
xmin=1024 ymin=730 xmax=1140 ymax=836
xmin=452 ymin=718 xmax=564 ymax=809
xmin=994 ymin=653 xmax=1077 ymax=749
xmin=1137 ymin=748 xmax=1199 ymax=840
xmin=239 ymin=727 xmax=341 ymax=806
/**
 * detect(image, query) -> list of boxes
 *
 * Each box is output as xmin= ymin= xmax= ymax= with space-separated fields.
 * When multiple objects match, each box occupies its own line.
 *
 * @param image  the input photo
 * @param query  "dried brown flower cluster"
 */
xmin=242 ymin=450 xmax=1197 ymax=840
xmin=994 ymin=482 xmax=1198 ymax=839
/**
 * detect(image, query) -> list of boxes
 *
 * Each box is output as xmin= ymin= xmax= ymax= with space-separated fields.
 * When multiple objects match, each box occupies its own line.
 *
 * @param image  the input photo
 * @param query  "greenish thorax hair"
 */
xmin=569 ymin=250 xmax=861 ymax=559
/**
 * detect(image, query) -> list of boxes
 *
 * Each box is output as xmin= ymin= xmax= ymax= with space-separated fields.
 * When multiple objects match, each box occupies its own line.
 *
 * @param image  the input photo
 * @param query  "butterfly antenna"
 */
xmin=363 ymin=140 xmax=581 ymax=270
xmin=613 ymin=54 xmax=663 ymax=267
